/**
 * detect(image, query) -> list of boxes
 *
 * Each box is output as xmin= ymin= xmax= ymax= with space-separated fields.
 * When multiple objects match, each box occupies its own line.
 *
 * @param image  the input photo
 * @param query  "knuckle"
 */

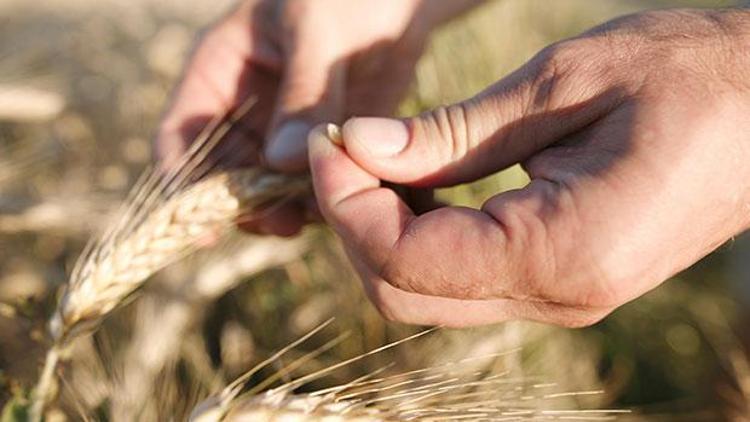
xmin=530 ymin=39 xmax=613 ymax=110
xmin=418 ymin=103 xmax=472 ymax=163
xmin=535 ymin=40 xmax=585 ymax=82
xmin=529 ymin=43 xmax=578 ymax=110
xmin=483 ymin=181 xmax=563 ymax=301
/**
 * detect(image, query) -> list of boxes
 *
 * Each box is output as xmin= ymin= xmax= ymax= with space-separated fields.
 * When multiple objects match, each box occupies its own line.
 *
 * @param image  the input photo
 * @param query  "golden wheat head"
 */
xmin=31 ymin=102 xmax=312 ymax=422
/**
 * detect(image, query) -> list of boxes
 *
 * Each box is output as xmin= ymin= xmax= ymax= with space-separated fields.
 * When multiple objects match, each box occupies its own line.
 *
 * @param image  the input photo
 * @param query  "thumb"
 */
xmin=340 ymin=43 xmax=622 ymax=187
xmin=264 ymin=39 xmax=346 ymax=172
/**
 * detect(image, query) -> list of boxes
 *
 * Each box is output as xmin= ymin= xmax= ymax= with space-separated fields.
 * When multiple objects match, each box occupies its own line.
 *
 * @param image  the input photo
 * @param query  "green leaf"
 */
xmin=1 ymin=396 xmax=30 ymax=422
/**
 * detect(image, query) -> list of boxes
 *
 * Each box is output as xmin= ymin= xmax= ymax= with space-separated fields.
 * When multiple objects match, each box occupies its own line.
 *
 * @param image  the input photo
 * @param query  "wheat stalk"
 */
xmin=30 ymin=102 xmax=314 ymax=421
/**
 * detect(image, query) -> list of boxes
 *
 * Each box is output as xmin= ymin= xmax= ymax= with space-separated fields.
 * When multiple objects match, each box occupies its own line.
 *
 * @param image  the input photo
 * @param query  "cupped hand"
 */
xmin=154 ymin=0 xmax=480 ymax=236
xmin=310 ymin=9 xmax=750 ymax=327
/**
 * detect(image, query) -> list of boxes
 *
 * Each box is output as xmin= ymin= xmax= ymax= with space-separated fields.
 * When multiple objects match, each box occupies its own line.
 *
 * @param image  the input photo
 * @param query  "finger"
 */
xmin=310 ymin=124 xmax=518 ymax=300
xmin=340 ymin=41 xmax=625 ymax=187
xmin=309 ymin=123 xmax=614 ymax=311
xmin=350 ymin=249 xmax=609 ymax=328
xmin=157 ymin=0 xmax=281 ymax=167
xmin=264 ymin=24 xmax=347 ymax=172
xmin=309 ymin=124 xmax=413 ymax=268
xmin=309 ymin=124 xmax=520 ymax=300
xmin=237 ymin=201 xmax=305 ymax=237
xmin=348 ymin=252 xmax=518 ymax=327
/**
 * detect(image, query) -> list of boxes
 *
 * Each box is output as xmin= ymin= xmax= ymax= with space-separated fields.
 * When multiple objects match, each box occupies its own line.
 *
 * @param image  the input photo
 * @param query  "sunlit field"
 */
xmin=1 ymin=0 xmax=748 ymax=420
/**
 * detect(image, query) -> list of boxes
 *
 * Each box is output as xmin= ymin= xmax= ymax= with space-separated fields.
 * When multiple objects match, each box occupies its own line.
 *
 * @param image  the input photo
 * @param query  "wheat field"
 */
xmin=1 ymin=0 xmax=749 ymax=421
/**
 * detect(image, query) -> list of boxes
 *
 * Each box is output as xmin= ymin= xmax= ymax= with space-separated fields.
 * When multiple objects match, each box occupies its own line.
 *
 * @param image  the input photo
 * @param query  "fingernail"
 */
xmin=345 ymin=117 xmax=409 ymax=157
xmin=265 ymin=120 xmax=311 ymax=171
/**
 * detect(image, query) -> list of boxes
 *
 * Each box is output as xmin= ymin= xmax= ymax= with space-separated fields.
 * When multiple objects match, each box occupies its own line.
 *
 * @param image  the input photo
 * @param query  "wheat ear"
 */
xmin=192 ymin=323 xmax=630 ymax=422
xmin=49 ymin=167 xmax=308 ymax=344
xmin=30 ymin=102 xmax=318 ymax=421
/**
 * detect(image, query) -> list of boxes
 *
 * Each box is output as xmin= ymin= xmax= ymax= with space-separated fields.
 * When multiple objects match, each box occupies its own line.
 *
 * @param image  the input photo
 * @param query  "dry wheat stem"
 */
xmin=29 ymin=348 xmax=60 ymax=421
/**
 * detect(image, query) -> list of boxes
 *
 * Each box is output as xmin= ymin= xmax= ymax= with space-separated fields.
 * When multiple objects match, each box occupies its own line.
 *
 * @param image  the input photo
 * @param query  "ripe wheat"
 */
xmin=31 ymin=102 xmax=311 ymax=421
xmin=191 ymin=321 xmax=629 ymax=422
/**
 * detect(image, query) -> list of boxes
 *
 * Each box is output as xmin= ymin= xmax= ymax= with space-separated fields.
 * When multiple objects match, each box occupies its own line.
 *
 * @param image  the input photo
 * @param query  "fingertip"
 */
xmin=308 ymin=122 xmax=415 ymax=270
xmin=307 ymin=123 xmax=381 ymax=216
xmin=307 ymin=123 xmax=344 ymax=167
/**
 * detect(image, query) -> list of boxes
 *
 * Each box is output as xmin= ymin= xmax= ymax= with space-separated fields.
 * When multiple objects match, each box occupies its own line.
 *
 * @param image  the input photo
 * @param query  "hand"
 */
xmin=309 ymin=9 xmax=750 ymax=327
xmin=155 ymin=0 xmax=480 ymax=236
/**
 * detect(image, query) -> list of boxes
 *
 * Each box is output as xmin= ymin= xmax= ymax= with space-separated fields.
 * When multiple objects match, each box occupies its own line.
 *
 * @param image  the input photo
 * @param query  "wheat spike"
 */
xmin=45 ymin=97 xmax=310 ymax=344
xmin=31 ymin=101 xmax=313 ymax=421
xmin=191 ymin=323 xmax=630 ymax=422
xmin=49 ymin=168 xmax=308 ymax=344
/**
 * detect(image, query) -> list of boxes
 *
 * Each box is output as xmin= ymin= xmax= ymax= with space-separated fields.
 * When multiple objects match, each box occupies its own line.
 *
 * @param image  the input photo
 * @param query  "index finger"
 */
xmin=156 ymin=0 xmax=281 ymax=168
xmin=309 ymin=124 xmax=526 ymax=301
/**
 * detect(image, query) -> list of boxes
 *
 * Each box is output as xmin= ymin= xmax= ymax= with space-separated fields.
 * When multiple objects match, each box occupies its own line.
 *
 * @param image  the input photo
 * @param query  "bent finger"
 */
xmin=350 ymin=252 xmax=609 ymax=328
xmin=157 ymin=0 xmax=281 ymax=167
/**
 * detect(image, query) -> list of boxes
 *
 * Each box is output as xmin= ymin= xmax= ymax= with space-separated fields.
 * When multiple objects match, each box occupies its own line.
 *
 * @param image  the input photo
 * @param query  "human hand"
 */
xmin=309 ymin=9 xmax=750 ymax=327
xmin=155 ymin=0 xmax=480 ymax=236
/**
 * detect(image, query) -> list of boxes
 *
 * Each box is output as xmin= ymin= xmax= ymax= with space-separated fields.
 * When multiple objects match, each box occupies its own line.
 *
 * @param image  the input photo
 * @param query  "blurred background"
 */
xmin=1 ymin=0 xmax=749 ymax=420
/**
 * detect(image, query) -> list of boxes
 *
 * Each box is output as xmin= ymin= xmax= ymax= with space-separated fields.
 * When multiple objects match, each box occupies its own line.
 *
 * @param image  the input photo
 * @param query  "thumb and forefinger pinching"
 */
xmin=306 ymin=57 xmax=598 ymax=303
xmin=308 ymin=120 xmax=541 ymax=303
xmin=307 ymin=40 xmax=630 ymax=319
xmin=307 ymin=119 xmax=612 ymax=328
